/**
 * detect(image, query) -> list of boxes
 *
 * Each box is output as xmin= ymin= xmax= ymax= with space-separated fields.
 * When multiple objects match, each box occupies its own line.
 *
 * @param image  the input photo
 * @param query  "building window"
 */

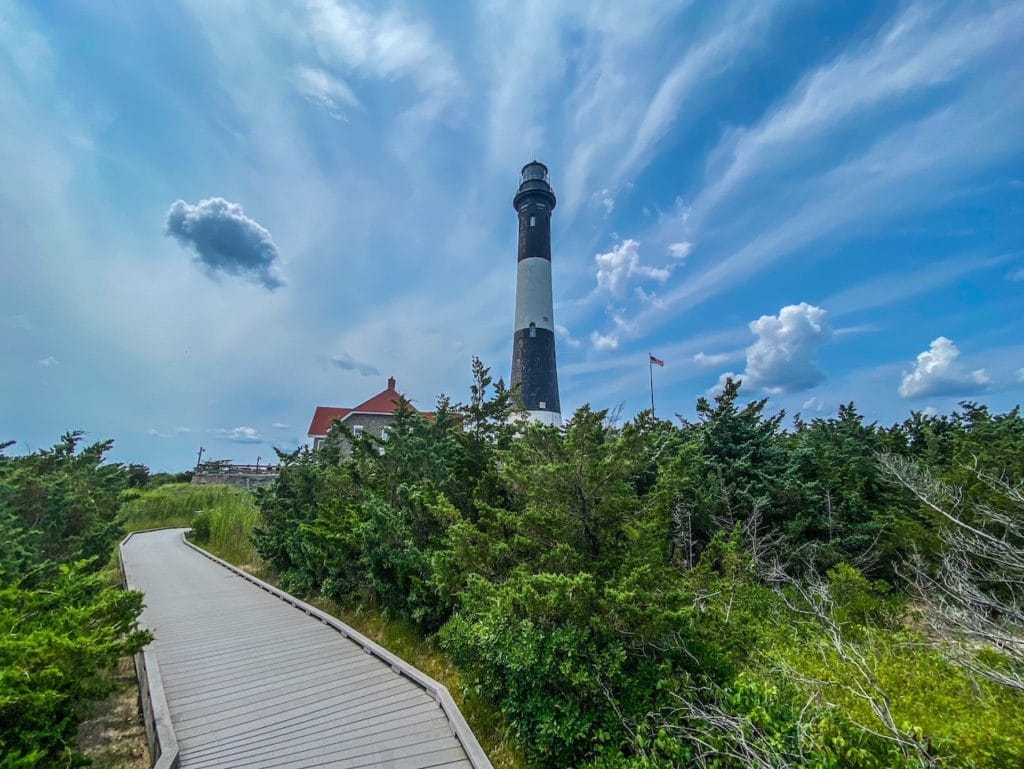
xmin=529 ymin=322 xmax=536 ymax=338
xmin=529 ymin=215 xmax=536 ymax=227
xmin=539 ymin=401 xmax=546 ymax=409
xmin=353 ymin=425 xmax=364 ymax=436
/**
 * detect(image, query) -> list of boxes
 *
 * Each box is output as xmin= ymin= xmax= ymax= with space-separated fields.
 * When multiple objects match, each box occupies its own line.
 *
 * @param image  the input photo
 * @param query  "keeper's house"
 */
xmin=307 ymin=377 xmax=433 ymax=452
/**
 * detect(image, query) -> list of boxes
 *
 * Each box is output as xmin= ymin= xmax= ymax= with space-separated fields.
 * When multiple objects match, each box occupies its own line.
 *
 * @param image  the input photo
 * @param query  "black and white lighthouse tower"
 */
xmin=511 ymin=161 xmax=561 ymax=426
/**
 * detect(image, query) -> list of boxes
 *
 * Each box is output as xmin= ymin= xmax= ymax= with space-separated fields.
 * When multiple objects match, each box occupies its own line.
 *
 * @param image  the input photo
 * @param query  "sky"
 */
xmin=1 ymin=0 xmax=1023 ymax=471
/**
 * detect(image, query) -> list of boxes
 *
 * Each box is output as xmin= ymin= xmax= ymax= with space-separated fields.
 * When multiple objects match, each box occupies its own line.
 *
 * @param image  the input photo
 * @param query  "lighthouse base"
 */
xmin=526 ymin=410 xmax=562 ymax=427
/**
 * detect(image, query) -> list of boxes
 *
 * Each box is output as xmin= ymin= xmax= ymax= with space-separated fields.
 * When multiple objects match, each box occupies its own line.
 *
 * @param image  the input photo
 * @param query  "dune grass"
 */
xmin=119 ymin=482 xmax=260 ymax=564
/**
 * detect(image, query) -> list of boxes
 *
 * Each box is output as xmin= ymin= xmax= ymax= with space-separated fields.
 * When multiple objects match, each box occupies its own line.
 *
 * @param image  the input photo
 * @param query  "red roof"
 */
xmin=307 ymin=378 xmax=435 ymax=437
xmin=350 ymin=387 xmax=407 ymax=415
xmin=307 ymin=407 xmax=352 ymax=437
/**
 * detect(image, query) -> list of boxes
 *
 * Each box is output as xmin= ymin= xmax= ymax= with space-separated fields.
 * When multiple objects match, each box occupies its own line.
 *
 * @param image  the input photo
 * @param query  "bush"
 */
xmin=190 ymin=509 xmax=212 ymax=543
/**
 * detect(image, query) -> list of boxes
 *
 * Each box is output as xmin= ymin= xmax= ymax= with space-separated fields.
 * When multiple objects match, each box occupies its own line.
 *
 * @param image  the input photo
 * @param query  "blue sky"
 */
xmin=1 ymin=0 xmax=1022 ymax=471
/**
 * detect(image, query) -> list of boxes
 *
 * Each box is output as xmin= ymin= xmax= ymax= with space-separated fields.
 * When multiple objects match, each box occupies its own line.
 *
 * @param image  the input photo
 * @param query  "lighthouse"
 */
xmin=511 ymin=161 xmax=561 ymax=426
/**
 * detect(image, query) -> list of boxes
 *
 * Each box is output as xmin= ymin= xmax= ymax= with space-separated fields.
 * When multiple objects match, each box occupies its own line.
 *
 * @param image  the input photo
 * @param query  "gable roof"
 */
xmin=307 ymin=378 xmax=436 ymax=438
xmin=350 ymin=387 xmax=408 ymax=415
xmin=307 ymin=407 xmax=352 ymax=437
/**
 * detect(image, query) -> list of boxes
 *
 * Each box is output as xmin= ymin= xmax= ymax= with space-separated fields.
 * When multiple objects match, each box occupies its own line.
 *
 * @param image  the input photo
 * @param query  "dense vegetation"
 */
xmin=251 ymin=360 xmax=1024 ymax=768
xmin=3 ymin=364 xmax=1021 ymax=768
xmin=0 ymin=434 xmax=151 ymax=769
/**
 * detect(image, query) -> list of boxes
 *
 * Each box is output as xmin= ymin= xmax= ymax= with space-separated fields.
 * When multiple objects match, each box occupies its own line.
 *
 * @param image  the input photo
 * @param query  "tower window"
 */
xmin=529 ymin=216 xmax=536 ymax=227
xmin=529 ymin=322 xmax=536 ymax=338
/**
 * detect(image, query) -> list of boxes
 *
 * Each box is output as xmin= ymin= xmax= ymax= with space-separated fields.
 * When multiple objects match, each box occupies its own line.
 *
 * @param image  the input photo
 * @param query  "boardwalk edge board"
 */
xmin=119 ymin=530 xmax=182 ymax=769
xmin=179 ymin=532 xmax=494 ymax=769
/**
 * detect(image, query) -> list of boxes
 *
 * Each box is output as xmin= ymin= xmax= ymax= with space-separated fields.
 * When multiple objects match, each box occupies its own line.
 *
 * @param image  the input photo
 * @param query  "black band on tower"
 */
xmin=517 ymin=205 xmax=552 ymax=262
xmin=511 ymin=327 xmax=560 ymax=413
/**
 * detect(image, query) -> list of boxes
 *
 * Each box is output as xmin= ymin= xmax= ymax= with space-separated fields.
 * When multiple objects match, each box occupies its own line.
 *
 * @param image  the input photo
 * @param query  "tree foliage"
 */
xmin=0 ymin=434 xmax=151 ymax=768
xmin=251 ymin=365 xmax=1024 ymax=768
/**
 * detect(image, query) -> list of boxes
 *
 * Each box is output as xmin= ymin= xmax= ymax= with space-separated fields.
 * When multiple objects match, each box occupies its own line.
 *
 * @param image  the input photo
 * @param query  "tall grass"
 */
xmin=119 ymin=483 xmax=260 ymax=565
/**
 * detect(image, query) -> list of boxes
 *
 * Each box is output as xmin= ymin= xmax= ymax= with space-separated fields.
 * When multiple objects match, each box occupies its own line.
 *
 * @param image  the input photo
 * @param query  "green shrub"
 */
xmin=0 ymin=563 xmax=151 ymax=768
xmin=190 ymin=509 xmax=211 ymax=542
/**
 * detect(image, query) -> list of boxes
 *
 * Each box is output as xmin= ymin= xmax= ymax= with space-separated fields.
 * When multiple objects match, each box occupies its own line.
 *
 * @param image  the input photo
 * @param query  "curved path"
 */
xmin=121 ymin=529 xmax=488 ymax=769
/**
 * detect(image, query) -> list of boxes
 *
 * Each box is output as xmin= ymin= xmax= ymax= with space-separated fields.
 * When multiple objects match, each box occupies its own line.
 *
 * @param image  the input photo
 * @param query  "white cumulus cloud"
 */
xmin=37 ymin=356 xmax=58 ymax=367
xmin=746 ymin=303 xmax=830 ymax=393
xmin=590 ymin=331 xmax=619 ymax=352
xmin=555 ymin=324 xmax=582 ymax=349
xmin=723 ymin=303 xmax=831 ymax=394
xmin=667 ymin=241 xmax=693 ymax=260
xmin=898 ymin=337 xmax=990 ymax=398
xmin=802 ymin=396 xmax=826 ymax=413
xmin=595 ymin=239 xmax=671 ymax=296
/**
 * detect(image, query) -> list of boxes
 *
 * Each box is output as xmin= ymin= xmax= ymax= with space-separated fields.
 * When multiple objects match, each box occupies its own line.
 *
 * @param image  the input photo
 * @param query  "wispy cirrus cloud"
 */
xmin=293 ymin=65 xmax=361 ymax=119
xmin=610 ymin=1 xmax=782 ymax=192
xmin=307 ymin=0 xmax=461 ymax=109
xmin=635 ymin=76 xmax=1024 ymax=338
xmin=693 ymin=351 xmax=730 ymax=367
xmin=686 ymin=1 xmax=1024 ymax=231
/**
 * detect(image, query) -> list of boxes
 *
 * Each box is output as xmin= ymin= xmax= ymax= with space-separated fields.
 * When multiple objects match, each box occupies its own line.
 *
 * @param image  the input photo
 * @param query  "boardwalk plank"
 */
xmin=122 ymin=528 xmax=477 ymax=768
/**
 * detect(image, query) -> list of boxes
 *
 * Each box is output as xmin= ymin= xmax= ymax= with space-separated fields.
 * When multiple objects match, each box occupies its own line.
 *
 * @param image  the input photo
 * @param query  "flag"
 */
xmin=650 ymin=354 xmax=664 ymax=367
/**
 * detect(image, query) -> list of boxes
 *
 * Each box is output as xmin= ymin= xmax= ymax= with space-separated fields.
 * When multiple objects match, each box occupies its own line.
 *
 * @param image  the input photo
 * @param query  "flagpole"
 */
xmin=649 ymin=353 xmax=655 ymax=416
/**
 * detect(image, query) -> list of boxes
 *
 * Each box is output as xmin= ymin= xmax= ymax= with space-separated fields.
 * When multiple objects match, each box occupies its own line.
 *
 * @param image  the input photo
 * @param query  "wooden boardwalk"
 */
xmin=121 ymin=529 xmax=489 ymax=769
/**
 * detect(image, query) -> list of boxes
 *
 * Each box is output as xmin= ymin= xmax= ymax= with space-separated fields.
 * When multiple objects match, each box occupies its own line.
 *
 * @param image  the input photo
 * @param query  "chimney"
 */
xmin=387 ymin=376 xmax=396 ymax=391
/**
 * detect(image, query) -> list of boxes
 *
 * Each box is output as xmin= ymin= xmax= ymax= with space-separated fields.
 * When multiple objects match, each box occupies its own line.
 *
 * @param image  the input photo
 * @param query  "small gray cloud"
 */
xmin=37 ymin=356 xmax=58 ymax=367
xmin=323 ymin=352 xmax=380 ymax=377
xmin=272 ymin=422 xmax=289 ymax=430
xmin=1007 ymin=267 xmax=1024 ymax=282
xmin=165 ymin=198 xmax=285 ymax=290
